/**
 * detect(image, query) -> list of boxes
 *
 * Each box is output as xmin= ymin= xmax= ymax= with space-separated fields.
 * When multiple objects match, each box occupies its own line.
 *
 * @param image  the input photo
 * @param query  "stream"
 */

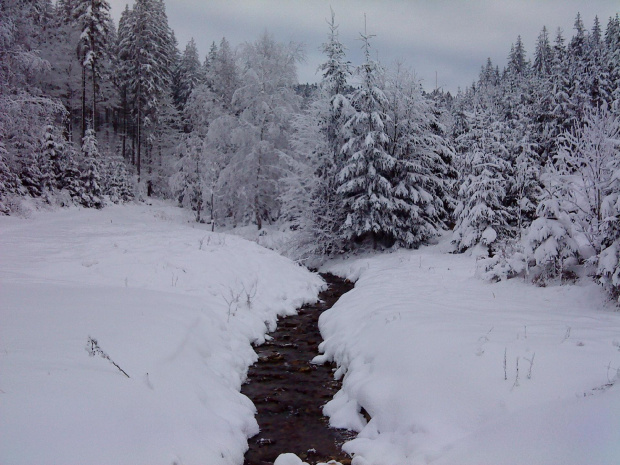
xmin=242 ymin=273 xmax=355 ymax=465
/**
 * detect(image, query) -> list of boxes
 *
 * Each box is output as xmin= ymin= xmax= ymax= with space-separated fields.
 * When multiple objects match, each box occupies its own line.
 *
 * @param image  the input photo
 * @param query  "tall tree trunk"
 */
xmin=91 ymin=61 xmax=97 ymax=132
xmin=255 ymin=147 xmax=262 ymax=230
xmin=121 ymin=87 xmax=128 ymax=160
xmin=136 ymin=81 xmax=142 ymax=179
xmin=146 ymin=141 xmax=152 ymax=197
xmin=81 ymin=64 xmax=87 ymax=140
xmin=211 ymin=192 xmax=215 ymax=232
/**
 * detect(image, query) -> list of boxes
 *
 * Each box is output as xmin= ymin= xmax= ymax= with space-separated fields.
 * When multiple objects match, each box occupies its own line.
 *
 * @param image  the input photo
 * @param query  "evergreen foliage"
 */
xmin=2 ymin=0 xmax=620 ymax=304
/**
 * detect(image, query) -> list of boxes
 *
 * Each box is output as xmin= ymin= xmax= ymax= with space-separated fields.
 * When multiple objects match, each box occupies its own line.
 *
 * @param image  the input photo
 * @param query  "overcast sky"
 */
xmin=108 ymin=0 xmax=619 ymax=93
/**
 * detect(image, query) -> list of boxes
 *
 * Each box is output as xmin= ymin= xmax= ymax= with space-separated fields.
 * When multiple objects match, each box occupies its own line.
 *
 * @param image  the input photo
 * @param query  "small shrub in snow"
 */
xmin=221 ymin=286 xmax=242 ymax=322
xmin=598 ymin=240 xmax=620 ymax=303
xmin=86 ymin=336 xmax=130 ymax=378
xmin=477 ymin=241 xmax=527 ymax=282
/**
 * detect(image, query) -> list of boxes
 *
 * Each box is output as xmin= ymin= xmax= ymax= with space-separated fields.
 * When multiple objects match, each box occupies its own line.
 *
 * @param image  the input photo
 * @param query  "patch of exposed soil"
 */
xmin=242 ymin=273 xmax=355 ymax=465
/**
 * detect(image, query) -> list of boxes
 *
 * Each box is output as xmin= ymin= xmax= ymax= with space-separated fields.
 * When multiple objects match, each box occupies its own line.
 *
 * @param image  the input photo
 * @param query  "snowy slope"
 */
xmin=0 ymin=203 xmax=323 ymax=465
xmin=318 ymin=239 xmax=620 ymax=465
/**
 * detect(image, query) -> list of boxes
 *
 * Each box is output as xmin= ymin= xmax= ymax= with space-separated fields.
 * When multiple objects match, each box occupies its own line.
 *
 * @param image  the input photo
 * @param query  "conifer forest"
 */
xmin=1 ymin=0 xmax=620 ymax=303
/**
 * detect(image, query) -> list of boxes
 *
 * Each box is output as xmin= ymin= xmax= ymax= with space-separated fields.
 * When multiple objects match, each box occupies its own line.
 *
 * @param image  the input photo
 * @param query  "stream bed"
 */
xmin=242 ymin=273 xmax=355 ymax=465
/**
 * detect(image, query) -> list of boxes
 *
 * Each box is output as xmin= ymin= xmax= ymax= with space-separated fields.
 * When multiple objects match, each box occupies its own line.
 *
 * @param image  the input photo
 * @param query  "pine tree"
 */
xmin=385 ymin=65 xmax=454 ymax=247
xmin=507 ymin=35 xmax=528 ymax=76
xmin=173 ymin=38 xmax=203 ymax=111
xmin=530 ymin=26 xmax=556 ymax=159
xmin=533 ymin=26 xmax=553 ymax=76
xmin=338 ymin=26 xmax=397 ymax=248
xmin=549 ymin=27 xmax=573 ymax=154
xmin=526 ymin=167 xmax=579 ymax=283
xmin=118 ymin=0 xmax=175 ymax=190
xmin=0 ymin=142 xmax=22 ymax=213
xmin=101 ymin=155 xmax=133 ymax=203
xmin=210 ymin=37 xmax=238 ymax=109
xmin=603 ymin=14 xmax=620 ymax=111
xmin=73 ymin=0 xmax=113 ymax=137
xmin=290 ymin=9 xmax=352 ymax=257
xmin=40 ymin=124 xmax=67 ymax=192
xmin=452 ymin=106 xmax=514 ymax=253
xmin=79 ymin=128 xmax=103 ymax=208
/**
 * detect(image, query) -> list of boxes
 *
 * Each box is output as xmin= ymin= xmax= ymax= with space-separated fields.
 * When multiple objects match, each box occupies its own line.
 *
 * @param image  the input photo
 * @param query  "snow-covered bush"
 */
xmin=526 ymin=194 xmax=579 ymax=285
xmin=101 ymin=155 xmax=134 ymax=204
xmin=477 ymin=240 xmax=527 ymax=282
xmin=0 ymin=143 xmax=23 ymax=214
xmin=597 ymin=134 xmax=620 ymax=302
xmin=598 ymin=240 xmax=620 ymax=303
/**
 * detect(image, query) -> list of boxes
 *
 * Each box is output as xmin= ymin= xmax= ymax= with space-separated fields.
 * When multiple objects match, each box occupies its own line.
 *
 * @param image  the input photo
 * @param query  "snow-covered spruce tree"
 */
xmin=207 ymin=37 xmax=239 ymax=110
xmin=101 ymin=153 xmax=133 ymax=204
xmin=39 ymin=124 xmax=67 ymax=196
xmin=78 ymin=128 xmax=104 ymax=208
xmin=526 ymin=166 xmax=579 ymax=284
xmin=60 ymin=144 xmax=83 ymax=202
xmin=452 ymin=105 xmax=514 ymax=254
xmin=0 ymin=142 xmax=22 ymax=214
xmin=173 ymin=38 xmax=203 ymax=112
xmin=113 ymin=4 xmax=134 ymax=162
xmin=498 ymin=35 xmax=545 ymax=235
xmin=286 ymin=9 xmax=351 ymax=259
xmin=73 ymin=0 xmax=113 ymax=137
xmin=604 ymin=14 xmax=620 ymax=110
xmin=384 ymin=64 xmax=455 ymax=247
xmin=118 ymin=0 xmax=176 ymax=191
xmin=530 ymin=26 xmax=557 ymax=161
xmin=337 ymin=28 xmax=399 ymax=249
xmin=548 ymin=27 xmax=574 ymax=154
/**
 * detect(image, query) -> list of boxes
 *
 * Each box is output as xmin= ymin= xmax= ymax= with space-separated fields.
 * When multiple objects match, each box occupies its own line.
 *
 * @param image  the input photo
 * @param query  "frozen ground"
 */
xmin=0 ymin=202 xmax=323 ymax=465
xmin=315 ymin=240 xmax=620 ymax=465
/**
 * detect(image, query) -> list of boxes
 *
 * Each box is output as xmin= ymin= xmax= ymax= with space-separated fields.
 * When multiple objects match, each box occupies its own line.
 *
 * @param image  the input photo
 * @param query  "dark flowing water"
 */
xmin=242 ymin=273 xmax=355 ymax=465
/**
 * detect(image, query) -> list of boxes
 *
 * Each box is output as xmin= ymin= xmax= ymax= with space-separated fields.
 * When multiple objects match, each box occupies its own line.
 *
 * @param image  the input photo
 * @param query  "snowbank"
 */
xmin=0 ymin=203 xmax=323 ymax=465
xmin=317 ymin=241 xmax=620 ymax=464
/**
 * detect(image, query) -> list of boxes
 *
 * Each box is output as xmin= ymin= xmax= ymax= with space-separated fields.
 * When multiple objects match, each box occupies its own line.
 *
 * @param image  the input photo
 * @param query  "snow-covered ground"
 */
xmin=316 ymin=240 xmax=620 ymax=465
xmin=0 ymin=203 xmax=323 ymax=465
xmin=3 ymin=204 xmax=620 ymax=465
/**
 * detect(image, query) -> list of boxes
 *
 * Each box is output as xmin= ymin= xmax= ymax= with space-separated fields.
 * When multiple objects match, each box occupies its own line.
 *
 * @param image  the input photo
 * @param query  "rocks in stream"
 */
xmin=242 ymin=274 xmax=355 ymax=465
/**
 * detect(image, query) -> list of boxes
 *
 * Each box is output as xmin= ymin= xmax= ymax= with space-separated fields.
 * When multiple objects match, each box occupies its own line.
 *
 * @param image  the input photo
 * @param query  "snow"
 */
xmin=274 ymin=453 xmax=342 ymax=465
xmin=274 ymin=453 xmax=310 ymax=465
xmin=0 ymin=202 xmax=323 ymax=465
xmin=3 ymin=204 xmax=620 ymax=465
xmin=317 ymin=237 xmax=620 ymax=464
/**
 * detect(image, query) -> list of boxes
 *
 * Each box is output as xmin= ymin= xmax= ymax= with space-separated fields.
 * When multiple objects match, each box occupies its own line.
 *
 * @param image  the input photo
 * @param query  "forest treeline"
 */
xmin=0 ymin=1 xmax=619 ymax=301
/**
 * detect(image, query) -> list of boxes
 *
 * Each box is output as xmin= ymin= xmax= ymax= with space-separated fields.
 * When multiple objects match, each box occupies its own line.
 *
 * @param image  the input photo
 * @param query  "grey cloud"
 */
xmin=109 ymin=0 xmax=619 ymax=93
